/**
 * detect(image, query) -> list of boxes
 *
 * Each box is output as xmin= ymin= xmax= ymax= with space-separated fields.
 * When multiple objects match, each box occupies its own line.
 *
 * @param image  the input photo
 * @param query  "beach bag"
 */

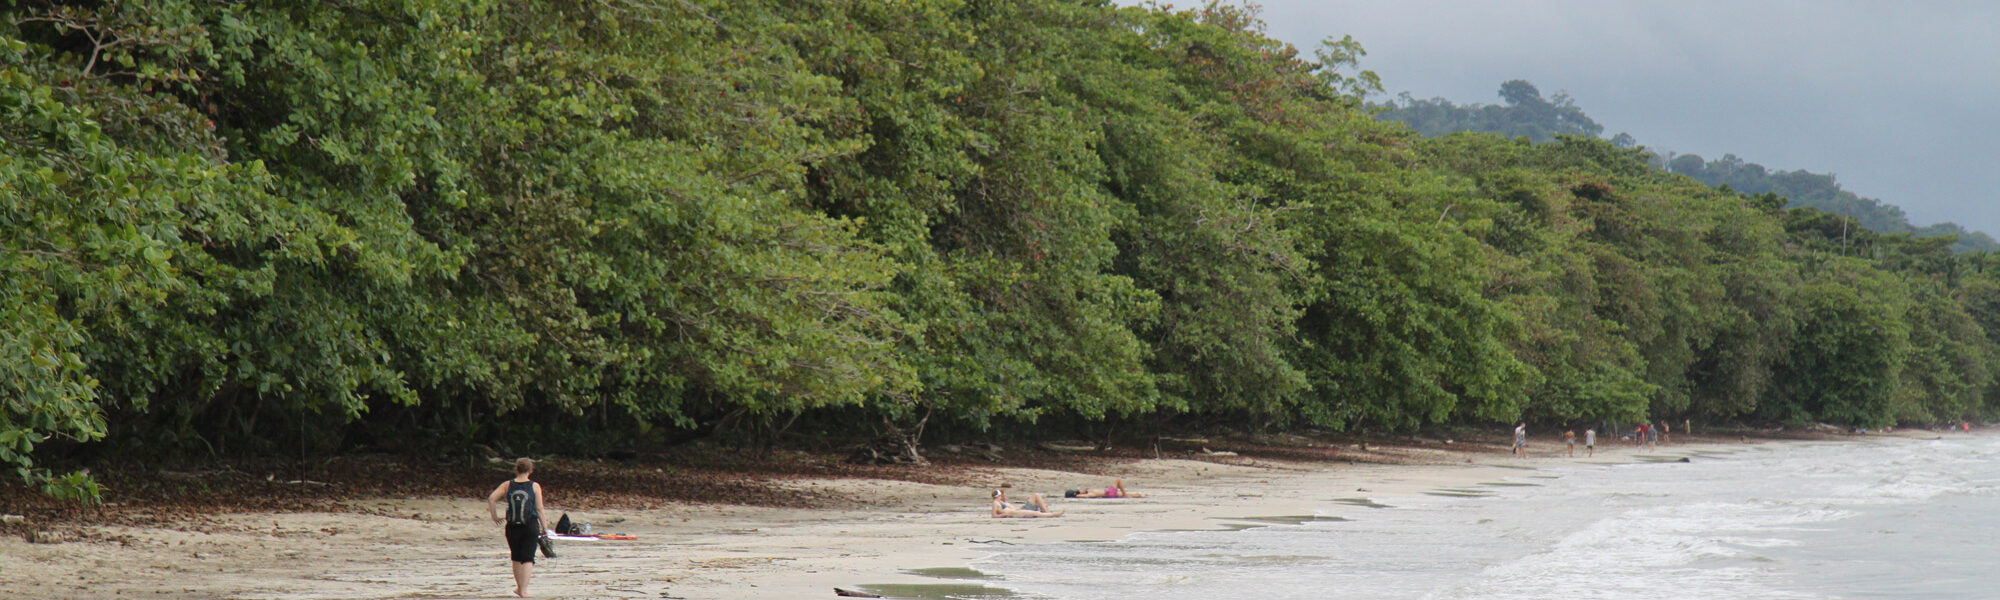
xmin=555 ymin=513 xmax=573 ymax=535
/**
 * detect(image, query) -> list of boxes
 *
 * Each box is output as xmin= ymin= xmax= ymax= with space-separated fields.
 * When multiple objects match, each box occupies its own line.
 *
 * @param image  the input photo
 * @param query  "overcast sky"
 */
xmin=1161 ymin=1 xmax=2000 ymax=235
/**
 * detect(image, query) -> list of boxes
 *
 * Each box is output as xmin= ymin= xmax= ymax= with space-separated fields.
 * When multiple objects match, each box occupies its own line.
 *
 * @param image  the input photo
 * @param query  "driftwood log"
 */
xmin=934 ymin=443 xmax=1003 ymax=462
xmin=847 ymin=421 xmax=927 ymax=466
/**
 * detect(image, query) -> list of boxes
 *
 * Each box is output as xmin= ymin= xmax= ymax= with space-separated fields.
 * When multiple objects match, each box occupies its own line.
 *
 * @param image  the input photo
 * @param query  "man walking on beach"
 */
xmin=1565 ymin=429 xmax=1576 ymax=457
xmin=1585 ymin=427 xmax=1596 ymax=457
xmin=1513 ymin=423 xmax=1527 ymax=456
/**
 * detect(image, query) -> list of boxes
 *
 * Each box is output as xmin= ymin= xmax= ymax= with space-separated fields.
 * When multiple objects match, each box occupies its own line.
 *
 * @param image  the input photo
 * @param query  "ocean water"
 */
xmin=944 ymin=436 xmax=1999 ymax=600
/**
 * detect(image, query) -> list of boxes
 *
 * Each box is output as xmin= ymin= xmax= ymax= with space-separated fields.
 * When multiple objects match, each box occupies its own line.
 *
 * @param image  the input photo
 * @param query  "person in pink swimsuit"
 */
xmin=1066 ymin=478 xmax=1146 ymax=499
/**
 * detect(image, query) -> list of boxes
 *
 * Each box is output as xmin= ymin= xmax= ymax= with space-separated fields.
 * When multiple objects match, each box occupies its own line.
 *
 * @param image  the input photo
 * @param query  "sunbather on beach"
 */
xmin=1065 ymin=478 xmax=1146 ymax=498
xmin=992 ymin=490 xmax=1063 ymax=518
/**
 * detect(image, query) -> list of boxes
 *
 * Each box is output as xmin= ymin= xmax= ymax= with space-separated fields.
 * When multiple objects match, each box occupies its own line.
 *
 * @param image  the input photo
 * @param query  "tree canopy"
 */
xmin=7 ymin=1 xmax=2000 ymax=501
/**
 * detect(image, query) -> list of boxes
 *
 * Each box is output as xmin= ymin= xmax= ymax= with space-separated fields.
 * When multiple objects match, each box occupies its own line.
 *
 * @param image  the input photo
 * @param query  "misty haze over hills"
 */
xmin=1377 ymin=81 xmax=2000 ymax=253
xmin=1223 ymin=0 xmax=2000 ymax=247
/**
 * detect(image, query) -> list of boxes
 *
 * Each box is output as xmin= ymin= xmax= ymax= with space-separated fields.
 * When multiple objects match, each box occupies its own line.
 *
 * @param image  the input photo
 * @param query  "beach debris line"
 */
xmin=26 ymin=530 xmax=65 ymax=544
xmin=834 ymin=588 xmax=884 ymax=598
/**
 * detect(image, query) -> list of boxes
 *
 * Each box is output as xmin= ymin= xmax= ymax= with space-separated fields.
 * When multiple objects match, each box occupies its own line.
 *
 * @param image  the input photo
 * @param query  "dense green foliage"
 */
xmin=7 ymin=1 xmax=2000 ymax=500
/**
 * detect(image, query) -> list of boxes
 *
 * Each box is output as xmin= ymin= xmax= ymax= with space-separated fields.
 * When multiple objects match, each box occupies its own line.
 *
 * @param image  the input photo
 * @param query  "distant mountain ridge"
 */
xmin=1377 ymin=81 xmax=1998 ymax=253
xmin=1662 ymin=153 xmax=1998 ymax=252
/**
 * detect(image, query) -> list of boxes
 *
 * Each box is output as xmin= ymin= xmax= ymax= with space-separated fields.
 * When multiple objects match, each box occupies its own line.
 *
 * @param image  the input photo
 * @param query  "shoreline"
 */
xmin=0 ymin=429 xmax=1971 ymax=599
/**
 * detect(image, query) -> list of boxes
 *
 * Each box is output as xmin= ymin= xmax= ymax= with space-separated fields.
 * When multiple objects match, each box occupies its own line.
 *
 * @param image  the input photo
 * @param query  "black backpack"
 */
xmin=505 ymin=482 xmax=537 ymax=526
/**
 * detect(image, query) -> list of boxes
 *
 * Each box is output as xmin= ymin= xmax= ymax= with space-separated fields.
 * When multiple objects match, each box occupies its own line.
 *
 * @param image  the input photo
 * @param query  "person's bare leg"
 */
xmin=513 ymin=561 xmax=533 ymax=597
xmin=1114 ymin=479 xmax=1146 ymax=498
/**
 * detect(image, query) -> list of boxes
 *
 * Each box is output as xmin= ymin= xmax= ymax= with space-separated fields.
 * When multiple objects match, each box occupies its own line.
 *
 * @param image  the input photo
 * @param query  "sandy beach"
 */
xmin=0 ymin=430 xmax=1962 ymax=600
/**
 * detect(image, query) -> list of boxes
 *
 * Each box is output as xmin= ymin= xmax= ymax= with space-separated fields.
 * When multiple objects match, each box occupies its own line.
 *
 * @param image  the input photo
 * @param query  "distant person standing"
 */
xmin=488 ymin=458 xmax=550 ymax=598
xmin=1645 ymin=423 xmax=1658 ymax=451
xmin=1513 ymin=423 xmax=1527 ymax=456
xmin=1564 ymin=429 xmax=1577 ymax=457
xmin=1661 ymin=421 xmax=1671 ymax=445
xmin=1584 ymin=428 xmax=1596 ymax=457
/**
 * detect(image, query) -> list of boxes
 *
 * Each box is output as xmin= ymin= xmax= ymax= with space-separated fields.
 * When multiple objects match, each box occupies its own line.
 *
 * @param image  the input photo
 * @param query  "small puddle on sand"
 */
xmin=1424 ymin=489 xmax=1495 ymax=498
xmin=1227 ymin=515 xmax=1352 ymax=526
xmin=1332 ymin=497 xmax=1393 ymax=509
xmin=904 ymin=567 xmax=998 ymax=581
xmin=858 ymin=582 xmax=1025 ymax=599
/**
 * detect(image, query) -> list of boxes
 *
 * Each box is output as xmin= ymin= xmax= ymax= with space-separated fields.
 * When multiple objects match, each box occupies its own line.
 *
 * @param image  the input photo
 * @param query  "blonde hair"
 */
xmin=514 ymin=457 xmax=535 ymax=475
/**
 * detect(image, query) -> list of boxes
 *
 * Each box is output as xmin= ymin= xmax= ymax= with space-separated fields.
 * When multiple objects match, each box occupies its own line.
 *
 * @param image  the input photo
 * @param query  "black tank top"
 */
xmin=505 ymin=480 xmax=539 ymax=525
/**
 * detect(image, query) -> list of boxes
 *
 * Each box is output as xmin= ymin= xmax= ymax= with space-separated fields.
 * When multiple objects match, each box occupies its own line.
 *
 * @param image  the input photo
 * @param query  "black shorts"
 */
xmin=505 ymin=523 xmax=538 ymax=563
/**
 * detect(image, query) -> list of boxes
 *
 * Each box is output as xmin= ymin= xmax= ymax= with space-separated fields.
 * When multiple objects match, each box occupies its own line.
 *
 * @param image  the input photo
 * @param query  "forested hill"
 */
xmin=7 ymin=2 xmax=2000 ymax=501
xmin=1379 ymin=82 xmax=1999 ymax=253
xmin=1380 ymin=81 xmax=1611 ymax=143
xmin=1664 ymin=153 xmax=2000 ymax=253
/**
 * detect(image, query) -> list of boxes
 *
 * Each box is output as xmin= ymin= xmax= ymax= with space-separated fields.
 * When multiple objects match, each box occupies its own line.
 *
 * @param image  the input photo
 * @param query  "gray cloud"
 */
xmin=1203 ymin=0 xmax=2000 ymax=234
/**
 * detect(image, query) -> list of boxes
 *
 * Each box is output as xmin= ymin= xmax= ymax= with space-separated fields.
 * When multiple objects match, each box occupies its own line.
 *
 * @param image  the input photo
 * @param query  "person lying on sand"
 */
xmin=1064 ymin=478 xmax=1145 ymax=499
xmin=992 ymin=490 xmax=1063 ymax=518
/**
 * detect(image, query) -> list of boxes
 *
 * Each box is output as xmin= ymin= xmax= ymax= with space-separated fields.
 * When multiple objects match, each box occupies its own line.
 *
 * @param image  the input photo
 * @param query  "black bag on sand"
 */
xmin=555 ymin=513 xmax=572 ymax=535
